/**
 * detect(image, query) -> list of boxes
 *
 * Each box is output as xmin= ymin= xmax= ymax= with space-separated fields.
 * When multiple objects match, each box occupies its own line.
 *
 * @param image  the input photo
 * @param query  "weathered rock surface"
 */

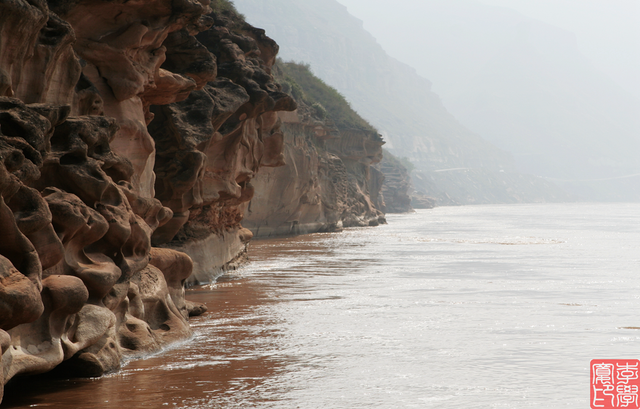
xmin=373 ymin=150 xmax=414 ymax=214
xmin=0 ymin=94 xmax=189 ymax=388
xmin=0 ymin=0 xmax=300 ymax=401
xmin=243 ymin=117 xmax=384 ymax=237
xmin=241 ymin=63 xmax=385 ymax=238
xmin=148 ymin=9 xmax=296 ymax=282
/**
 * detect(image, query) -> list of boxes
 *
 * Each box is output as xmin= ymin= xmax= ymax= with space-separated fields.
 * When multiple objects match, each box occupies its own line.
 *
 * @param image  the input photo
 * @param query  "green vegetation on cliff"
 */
xmin=275 ymin=61 xmax=377 ymax=134
xmin=210 ymin=0 xmax=246 ymax=28
xmin=211 ymin=0 xmax=243 ymax=15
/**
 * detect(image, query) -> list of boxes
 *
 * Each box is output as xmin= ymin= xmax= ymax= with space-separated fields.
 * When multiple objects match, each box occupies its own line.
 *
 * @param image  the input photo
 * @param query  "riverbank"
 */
xmin=3 ymin=203 xmax=639 ymax=408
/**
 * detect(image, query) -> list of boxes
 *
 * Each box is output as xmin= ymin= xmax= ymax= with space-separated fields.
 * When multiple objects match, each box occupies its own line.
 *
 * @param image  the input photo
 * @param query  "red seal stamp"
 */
xmin=591 ymin=360 xmax=640 ymax=408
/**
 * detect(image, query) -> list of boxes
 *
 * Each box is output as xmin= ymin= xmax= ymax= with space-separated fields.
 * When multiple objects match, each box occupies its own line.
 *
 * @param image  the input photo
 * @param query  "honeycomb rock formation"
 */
xmin=0 ymin=0 xmax=297 ymax=400
xmin=0 ymin=0 xmax=388 ymax=401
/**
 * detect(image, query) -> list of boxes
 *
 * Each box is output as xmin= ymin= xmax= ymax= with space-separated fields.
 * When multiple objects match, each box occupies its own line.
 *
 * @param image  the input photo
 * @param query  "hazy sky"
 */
xmin=336 ymin=0 xmax=640 ymax=99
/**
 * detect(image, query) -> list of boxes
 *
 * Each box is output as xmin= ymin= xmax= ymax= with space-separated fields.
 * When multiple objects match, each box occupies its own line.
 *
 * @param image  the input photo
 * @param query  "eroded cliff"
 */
xmin=374 ymin=150 xmax=416 ymax=213
xmin=242 ymin=62 xmax=386 ymax=238
xmin=0 ymin=0 xmax=299 ymax=400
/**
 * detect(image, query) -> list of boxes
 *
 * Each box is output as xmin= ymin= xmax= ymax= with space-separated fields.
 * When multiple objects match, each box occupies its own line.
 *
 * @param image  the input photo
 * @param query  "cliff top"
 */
xmin=275 ymin=60 xmax=379 ymax=136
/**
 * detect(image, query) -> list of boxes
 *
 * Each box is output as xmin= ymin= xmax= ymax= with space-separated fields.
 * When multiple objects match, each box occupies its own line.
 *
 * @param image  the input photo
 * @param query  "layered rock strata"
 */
xmin=242 ymin=64 xmax=386 ymax=238
xmin=373 ymin=150 xmax=414 ymax=213
xmin=0 ymin=0 xmax=295 ymax=401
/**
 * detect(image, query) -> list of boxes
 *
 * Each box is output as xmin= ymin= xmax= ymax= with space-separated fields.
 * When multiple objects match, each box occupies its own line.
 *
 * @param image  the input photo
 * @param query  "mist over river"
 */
xmin=4 ymin=203 xmax=640 ymax=408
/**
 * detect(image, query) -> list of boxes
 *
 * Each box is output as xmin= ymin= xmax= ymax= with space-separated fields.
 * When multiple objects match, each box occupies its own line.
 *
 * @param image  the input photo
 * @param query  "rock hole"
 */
xmin=59 ymin=152 xmax=86 ymax=165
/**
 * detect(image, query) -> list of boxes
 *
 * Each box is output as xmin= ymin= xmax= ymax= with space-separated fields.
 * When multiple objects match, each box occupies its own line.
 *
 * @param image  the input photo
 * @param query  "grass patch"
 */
xmin=275 ymin=60 xmax=377 ymax=133
xmin=210 ymin=0 xmax=246 ymax=23
xmin=211 ymin=0 xmax=240 ymax=14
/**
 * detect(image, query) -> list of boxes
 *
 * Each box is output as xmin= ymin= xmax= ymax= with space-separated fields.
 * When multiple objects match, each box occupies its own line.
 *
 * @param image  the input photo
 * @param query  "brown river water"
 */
xmin=3 ymin=203 xmax=640 ymax=408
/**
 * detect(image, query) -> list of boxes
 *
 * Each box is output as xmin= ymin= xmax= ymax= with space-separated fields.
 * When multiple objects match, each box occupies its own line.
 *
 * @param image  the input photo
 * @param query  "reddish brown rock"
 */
xmin=0 ymin=0 xmax=379 ymax=403
xmin=148 ymin=10 xmax=296 ymax=282
xmin=0 ymin=0 xmax=221 ymax=397
xmin=0 ymin=0 xmax=49 ymax=98
xmin=3 ymin=275 xmax=88 ymax=380
xmin=0 ymin=255 xmax=43 ymax=331
xmin=0 ymin=328 xmax=10 ymax=402
xmin=149 ymin=247 xmax=195 ymax=320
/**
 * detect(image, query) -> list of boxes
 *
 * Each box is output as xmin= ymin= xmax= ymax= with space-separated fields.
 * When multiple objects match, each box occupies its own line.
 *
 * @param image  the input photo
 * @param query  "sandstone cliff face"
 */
xmin=373 ymin=150 xmax=414 ymax=214
xmin=243 ymin=114 xmax=385 ymax=237
xmin=241 ymin=63 xmax=385 ymax=238
xmin=0 ymin=0 xmax=294 ymax=400
xmin=148 ymin=10 xmax=296 ymax=282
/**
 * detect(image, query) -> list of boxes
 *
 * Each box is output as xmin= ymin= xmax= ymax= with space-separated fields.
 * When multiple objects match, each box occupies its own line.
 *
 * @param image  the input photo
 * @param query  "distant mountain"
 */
xmin=337 ymin=0 xmax=640 ymax=200
xmin=234 ymin=0 xmax=571 ymax=204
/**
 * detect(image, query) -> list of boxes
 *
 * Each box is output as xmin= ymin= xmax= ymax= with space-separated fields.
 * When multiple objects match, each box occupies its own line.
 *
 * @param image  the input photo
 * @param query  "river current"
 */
xmin=3 ymin=203 xmax=640 ymax=408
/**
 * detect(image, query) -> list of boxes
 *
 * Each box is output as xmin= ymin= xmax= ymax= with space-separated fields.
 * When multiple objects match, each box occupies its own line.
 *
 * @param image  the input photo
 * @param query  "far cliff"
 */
xmin=339 ymin=0 xmax=640 ymax=201
xmin=234 ymin=0 xmax=572 ymax=205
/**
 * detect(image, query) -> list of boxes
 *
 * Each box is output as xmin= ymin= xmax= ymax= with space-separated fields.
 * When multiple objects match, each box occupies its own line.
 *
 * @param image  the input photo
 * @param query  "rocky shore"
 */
xmin=0 ymin=0 xmax=408 ymax=402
